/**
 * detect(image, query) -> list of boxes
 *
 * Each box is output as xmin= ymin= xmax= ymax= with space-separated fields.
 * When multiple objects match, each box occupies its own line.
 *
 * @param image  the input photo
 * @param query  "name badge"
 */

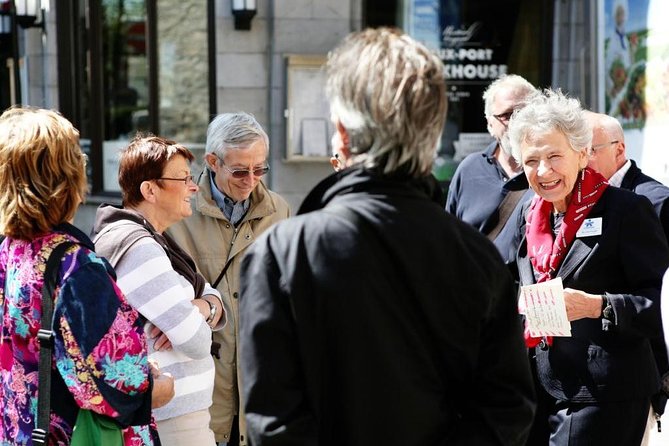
xmin=576 ymin=217 xmax=602 ymax=237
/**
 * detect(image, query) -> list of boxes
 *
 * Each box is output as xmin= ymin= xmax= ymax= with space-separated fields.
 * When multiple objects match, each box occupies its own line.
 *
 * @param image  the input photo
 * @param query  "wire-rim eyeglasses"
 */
xmin=157 ymin=175 xmax=195 ymax=185
xmin=588 ymin=140 xmax=619 ymax=155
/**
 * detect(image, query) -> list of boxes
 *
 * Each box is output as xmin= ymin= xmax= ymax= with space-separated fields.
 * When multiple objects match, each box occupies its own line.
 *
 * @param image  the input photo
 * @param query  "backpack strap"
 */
xmin=32 ymin=241 xmax=77 ymax=445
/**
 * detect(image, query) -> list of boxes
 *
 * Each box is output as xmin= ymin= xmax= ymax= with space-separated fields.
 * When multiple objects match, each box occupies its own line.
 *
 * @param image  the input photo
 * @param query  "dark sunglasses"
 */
xmin=492 ymin=109 xmax=515 ymax=123
xmin=220 ymin=163 xmax=270 ymax=179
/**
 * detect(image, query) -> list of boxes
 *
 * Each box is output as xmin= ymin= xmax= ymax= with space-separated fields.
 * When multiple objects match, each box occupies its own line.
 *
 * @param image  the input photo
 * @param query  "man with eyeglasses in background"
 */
xmin=585 ymin=110 xmax=669 ymax=446
xmin=446 ymin=74 xmax=538 ymax=263
xmin=167 ymin=112 xmax=290 ymax=446
xmin=585 ymin=111 xmax=669 ymax=238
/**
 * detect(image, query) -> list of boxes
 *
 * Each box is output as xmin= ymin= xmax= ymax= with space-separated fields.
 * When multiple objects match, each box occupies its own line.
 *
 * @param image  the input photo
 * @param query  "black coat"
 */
xmin=517 ymin=187 xmax=669 ymax=402
xmin=619 ymin=160 xmax=669 ymax=412
xmin=621 ymin=160 xmax=669 ymax=241
xmin=239 ymin=167 xmax=536 ymax=446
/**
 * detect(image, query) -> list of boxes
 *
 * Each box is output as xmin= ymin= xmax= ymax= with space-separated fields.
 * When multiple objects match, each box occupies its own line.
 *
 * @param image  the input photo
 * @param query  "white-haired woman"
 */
xmin=508 ymin=89 xmax=669 ymax=445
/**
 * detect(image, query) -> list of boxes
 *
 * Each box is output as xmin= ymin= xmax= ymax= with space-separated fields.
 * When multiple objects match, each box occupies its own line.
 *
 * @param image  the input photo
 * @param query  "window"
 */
xmin=57 ymin=0 xmax=213 ymax=196
xmin=365 ymin=0 xmax=552 ymax=189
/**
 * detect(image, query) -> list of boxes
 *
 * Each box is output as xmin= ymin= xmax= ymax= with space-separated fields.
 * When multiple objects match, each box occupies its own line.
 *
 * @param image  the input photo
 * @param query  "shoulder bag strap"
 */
xmin=212 ymin=259 xmax=232 ymax=289
xmin=486 ymin=189 xmax=526 ymax=241
xmin=32 ymin=241 xmax=77 ymax=445
xmin=208 ymin=260 xmax=232 ymax=359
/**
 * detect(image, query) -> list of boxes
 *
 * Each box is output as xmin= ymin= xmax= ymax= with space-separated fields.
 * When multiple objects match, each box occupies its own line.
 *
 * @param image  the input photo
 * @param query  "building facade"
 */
xmin=0 ymin=0 xmax=603 ymax=233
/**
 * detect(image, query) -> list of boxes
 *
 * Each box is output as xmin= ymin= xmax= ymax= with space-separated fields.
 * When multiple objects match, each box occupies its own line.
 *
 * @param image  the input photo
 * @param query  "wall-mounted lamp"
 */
xmin=14 ymin=0 xmax=44 ymax=30
xmin=231 ymin=0 xmax=256 ymax=31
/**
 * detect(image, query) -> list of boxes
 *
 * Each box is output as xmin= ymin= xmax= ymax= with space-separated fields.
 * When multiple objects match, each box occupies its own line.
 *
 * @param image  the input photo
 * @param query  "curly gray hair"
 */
xmin=507 ymin=89 xmax=592 ymax=162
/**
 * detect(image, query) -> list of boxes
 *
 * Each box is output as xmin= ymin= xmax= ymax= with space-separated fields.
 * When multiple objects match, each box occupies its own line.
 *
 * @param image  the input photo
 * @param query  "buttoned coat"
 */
xmin=621 ymin=160 xmax=669 ymax=240
xmin=517 ymin=187 xmax=669 ymax=402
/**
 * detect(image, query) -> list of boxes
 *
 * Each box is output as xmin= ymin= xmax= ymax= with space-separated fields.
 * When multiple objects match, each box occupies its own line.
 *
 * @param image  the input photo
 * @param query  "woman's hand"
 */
xmin=147 ymin=322 xmax=173 ymax=351
xmin=193 ymin=295 xmax=223 ymax=327
xmin=564 ymin=288 xmax=604 ymax=321
xmin=149 ymin=360 xmax=175 ymax=409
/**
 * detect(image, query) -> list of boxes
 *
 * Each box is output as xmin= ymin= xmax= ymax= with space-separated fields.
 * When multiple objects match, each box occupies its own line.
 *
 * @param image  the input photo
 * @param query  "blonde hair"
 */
xmin=0 ymin=107 xmax=87 ymax=240
xmin=326 ymin=27 xmax=447 ymax=177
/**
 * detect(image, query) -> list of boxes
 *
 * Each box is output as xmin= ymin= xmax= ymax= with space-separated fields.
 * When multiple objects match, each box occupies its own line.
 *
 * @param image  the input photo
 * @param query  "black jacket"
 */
xmin=619 ymin=160 xmax=669 ymax=412
xmin=621 ymin=160 xmax=669 ymax=241
xmin=517 ymin=187 xmax=669 ymax=402
xmin=239 ymin=167 xmax=535 ymax=446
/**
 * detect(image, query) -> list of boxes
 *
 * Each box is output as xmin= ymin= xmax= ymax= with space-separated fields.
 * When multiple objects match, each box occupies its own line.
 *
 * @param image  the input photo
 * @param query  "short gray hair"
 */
xmin=325 ymin=27 xmax=447 ymax=178
xmin=205 ymin=112 xmax=269 ymax=158
xmin=482 ymin=74 xmax=536 ymax=118
xmin=508 ymin=89 xmax=592 ymax=162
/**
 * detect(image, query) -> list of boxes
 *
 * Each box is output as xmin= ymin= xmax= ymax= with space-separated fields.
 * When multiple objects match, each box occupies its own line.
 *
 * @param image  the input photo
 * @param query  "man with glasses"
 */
xmin=586 ymin=111 xmax=669 ymax=444
xmin=446 ymin=74 xmax=537 ymax=262
xmin=167 ymin=112 xmax=290 ymax=446
xmin=586 ymin=111 xmax=669 ymax=238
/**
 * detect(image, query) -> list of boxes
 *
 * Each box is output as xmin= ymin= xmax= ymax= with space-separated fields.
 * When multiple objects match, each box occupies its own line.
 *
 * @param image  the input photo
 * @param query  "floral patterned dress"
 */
xmin=0 ymin=224 xmax=158 ymax=445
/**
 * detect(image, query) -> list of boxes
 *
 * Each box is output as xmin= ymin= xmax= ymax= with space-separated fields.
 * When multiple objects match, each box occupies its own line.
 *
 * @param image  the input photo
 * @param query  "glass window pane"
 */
xmin=157 ymin=1 xmax=209 ymax=168
xmin=102 ymin=0 xmax=148 ymax=191
xmin=103 ymin=0 xmax=147 ymax=139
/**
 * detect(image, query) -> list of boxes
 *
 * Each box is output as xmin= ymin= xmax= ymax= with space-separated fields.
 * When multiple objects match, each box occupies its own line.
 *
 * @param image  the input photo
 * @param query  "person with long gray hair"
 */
xmin=239 ymin=27 xmax=535 ymax=445
xmin=508 ymin=89 xmax=669 ymax=445
xmin=167 ymin=112 xmax=290 ymax=446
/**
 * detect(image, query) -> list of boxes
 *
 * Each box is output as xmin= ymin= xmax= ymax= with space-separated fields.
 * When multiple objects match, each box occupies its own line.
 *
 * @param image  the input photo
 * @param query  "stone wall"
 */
xmin=215 ymin=0 xmax=362 ymax=211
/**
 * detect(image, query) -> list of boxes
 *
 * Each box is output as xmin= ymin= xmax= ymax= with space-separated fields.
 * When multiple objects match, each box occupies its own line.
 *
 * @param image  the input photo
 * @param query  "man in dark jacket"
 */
xmin=586 ymin=110 xmax=669 ymax=438
xmin=586 ymin=111 xmax=669 ymax=238
xmin=445 ymin=74 xmax=537 ymax=263
xmin=238 ymin=27 xmax=536 ymax=446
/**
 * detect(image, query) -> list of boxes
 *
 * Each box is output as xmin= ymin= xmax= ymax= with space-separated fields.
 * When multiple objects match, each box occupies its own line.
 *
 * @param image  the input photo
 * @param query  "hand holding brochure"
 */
xmin=518 ymin=277 xmax=571 ymax=338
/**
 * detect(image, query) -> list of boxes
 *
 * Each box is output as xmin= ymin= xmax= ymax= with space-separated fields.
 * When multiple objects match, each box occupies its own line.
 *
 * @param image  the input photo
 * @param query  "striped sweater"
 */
xmin=93 ymin=210 xmax=222 ymax=421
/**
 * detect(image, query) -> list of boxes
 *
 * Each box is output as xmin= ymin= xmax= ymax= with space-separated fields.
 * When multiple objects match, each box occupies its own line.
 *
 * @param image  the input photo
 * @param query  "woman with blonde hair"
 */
xmin=0 ymin=106 xmax=173 ymax=445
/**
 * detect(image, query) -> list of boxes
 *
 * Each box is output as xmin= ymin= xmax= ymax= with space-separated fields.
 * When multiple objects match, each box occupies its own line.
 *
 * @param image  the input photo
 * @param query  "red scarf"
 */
xmin=524 ymin=167 xmax=609 ymax=347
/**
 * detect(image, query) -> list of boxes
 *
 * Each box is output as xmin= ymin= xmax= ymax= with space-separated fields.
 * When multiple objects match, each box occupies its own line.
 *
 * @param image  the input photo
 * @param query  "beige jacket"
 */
xmin=167 ymin=169 xmax=290 ymax=444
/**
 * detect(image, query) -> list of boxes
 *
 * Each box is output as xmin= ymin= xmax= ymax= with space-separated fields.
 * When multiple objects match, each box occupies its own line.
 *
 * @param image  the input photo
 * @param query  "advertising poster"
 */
xmin=405 ymin=0 xmax=523 ymax=186
xmin=602 ymin=0 xmax=669 ymax=184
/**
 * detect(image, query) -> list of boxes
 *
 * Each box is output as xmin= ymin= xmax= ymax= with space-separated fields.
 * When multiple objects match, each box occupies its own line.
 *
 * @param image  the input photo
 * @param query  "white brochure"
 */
xmin=518 ymin=277 xmax=572 ymax=338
